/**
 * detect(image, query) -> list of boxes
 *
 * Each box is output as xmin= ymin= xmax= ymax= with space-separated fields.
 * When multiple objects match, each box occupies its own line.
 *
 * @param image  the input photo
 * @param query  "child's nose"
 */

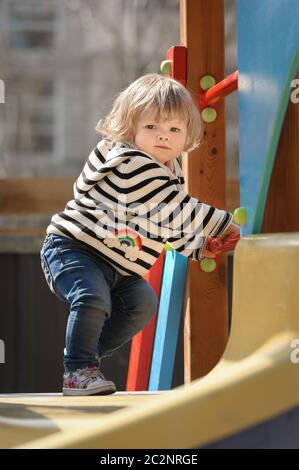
xmin=157 ymin=132 xmax=169 ymax=141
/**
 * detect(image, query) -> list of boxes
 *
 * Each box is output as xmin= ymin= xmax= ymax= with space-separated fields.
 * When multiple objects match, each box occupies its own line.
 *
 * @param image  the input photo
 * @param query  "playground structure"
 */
xmin=1 ymin=0 xmax=299 ymax=449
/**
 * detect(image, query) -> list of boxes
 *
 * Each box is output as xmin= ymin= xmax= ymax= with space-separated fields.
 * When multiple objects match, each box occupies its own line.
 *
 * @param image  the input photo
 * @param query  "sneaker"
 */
xmin=63 ymin=365 xmax=116 ymax=396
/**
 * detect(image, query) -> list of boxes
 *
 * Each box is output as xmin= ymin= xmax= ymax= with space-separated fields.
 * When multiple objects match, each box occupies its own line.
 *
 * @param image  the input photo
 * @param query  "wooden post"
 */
xmin=180 ymin=0 xmax=229 ymax=380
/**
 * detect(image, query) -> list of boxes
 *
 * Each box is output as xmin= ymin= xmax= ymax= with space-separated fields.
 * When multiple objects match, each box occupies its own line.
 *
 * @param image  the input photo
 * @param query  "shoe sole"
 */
xmin=63 ymin=383 xmax=116 ymax=396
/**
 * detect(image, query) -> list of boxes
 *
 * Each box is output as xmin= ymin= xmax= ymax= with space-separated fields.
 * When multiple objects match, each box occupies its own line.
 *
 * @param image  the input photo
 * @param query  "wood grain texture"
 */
xmin=0 ymin=178 xmax=73 ymax=214
xmin=180 ymin=0 xmax=229 ymax=380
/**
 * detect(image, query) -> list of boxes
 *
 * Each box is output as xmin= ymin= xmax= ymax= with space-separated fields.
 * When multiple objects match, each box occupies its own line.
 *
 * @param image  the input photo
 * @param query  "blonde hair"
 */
xmin=95 ymin=73 xmax=203 ymax=152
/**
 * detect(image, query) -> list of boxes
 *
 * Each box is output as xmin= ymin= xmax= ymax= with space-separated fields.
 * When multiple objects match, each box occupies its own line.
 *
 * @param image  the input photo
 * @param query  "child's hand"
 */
xmin=201 ymin=237 xmax=218 ymax=258
xmin=219 ymin=223 xmax=240 ymax=251
xmin=204 ymin=223 xmax=240 ymax=257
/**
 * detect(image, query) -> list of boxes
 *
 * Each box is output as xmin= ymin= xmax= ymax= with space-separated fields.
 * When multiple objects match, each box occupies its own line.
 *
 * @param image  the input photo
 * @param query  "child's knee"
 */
xmin=147 ymin=287 xmax=159 ymax=314
xmin=71 ymin=292 xmax=111 ymax=317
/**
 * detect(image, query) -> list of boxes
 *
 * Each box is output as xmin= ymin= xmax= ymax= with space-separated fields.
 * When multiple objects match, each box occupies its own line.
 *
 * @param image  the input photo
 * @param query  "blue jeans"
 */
xmin=40 ymin=233 xmax=158 ymax=372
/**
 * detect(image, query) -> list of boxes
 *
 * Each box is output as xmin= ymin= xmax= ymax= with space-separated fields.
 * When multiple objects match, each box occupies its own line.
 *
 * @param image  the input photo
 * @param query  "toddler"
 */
xmin=40 ymin=73 xmax=239 ymax=396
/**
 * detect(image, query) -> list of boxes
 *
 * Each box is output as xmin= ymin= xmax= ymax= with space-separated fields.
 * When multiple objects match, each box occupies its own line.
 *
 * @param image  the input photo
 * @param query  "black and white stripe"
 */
xmin=47 ymin=139 xmax=233 ymax=276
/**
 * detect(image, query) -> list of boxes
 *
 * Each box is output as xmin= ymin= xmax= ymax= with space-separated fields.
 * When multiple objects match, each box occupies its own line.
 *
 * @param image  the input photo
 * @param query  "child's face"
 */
xmin=134 ymin=113 xmax=187 ymax=164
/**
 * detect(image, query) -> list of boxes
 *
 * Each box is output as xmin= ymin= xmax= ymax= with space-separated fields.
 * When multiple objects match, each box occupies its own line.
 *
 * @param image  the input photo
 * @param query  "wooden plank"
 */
xmin=180 ymin=0 xmax=228 ymax=380
xmin=0 ymin=176 xmax=243 ymax=235
xmin=0 ymin=178 xmax=73 ymax=214
xmin=262 ymin=72 xmax=299 ymax=232
xmin=148 ymin=251 xmax=188 ymax=391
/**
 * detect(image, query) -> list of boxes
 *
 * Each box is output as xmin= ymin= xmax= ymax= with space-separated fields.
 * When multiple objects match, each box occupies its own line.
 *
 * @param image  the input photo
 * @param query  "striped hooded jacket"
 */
xmin=47 ymin=139 xmax=233 ymax=276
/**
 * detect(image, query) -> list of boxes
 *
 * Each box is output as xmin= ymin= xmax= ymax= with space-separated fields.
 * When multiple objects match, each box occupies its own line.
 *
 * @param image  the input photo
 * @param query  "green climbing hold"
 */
xmin=200 ymin=75 xmax=216 ymax=91
xmin=164 ymin=241 xmax=173 ymax=251
xmin=160 ymin=60 xmax=172 ymax=76
xmin=200 ymin=258 xmax=216 ymax=273
xmin=233 ymin=207 xmax=247 ymax=226
xmin=201 ymin=107 xmax=217 ymax=123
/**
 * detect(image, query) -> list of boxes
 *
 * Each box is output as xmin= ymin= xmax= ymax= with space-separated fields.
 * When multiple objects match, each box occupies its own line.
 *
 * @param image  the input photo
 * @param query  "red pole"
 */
xmin=199 ymin=70 xmax=238 ymax=108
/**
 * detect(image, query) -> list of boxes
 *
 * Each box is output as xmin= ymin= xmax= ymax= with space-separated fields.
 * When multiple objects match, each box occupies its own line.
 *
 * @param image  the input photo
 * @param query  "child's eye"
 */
xmin=146 ymin=124 xmax=156 ymax=130
xmin=170 ymin=127 xmax=180 ymax=132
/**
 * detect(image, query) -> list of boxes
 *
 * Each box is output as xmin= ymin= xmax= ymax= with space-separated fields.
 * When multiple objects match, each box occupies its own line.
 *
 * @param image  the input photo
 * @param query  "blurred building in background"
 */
xmin=0 ymin=0 xmax=181 ymax=177
xmin=0 ymin=0 xmax=237 ymax=179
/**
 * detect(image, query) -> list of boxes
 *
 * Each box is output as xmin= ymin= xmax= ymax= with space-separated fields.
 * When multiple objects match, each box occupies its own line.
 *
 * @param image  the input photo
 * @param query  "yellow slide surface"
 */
xmin=1 ymin=233 xmax=299 ymax=448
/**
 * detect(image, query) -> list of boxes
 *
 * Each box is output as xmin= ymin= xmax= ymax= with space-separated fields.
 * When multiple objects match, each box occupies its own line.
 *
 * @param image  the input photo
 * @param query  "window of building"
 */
xmin=5 ymin=0 xmax=57 ymax=49
xmin=2 ymin=1 xmax=63 ymax=162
